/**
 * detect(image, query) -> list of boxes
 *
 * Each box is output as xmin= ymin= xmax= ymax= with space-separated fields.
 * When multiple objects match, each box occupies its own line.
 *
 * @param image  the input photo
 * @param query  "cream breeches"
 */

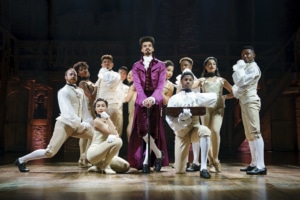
xmin=174 ymin=125 xmax=211 ymax=173
xmin=240 ymin=100 xmax=262 ymax=141
xmin=87 ymin=138 xmax=122 ymax=169
xmin=201 ymin=108 xmax=224 ymax=164
xmin=126 ymin=110 xmax=134 ymax=141
xmin=46 ymin=121 xmax=93 ymax=158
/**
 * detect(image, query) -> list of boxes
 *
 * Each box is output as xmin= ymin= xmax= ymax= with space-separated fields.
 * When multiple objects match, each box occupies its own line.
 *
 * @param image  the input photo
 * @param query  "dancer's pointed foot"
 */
xmin=78 ymin=159 xmax=92 ymax=168
xmin=214 ymin=162 xmax=221 ymax=172
xmin=87 ymin=166 xmax=101 ymax=172
xmin=208 ymin=165 xmax=217 ymax=173
xmin=103 ymin=165 xmax=116 ymax=174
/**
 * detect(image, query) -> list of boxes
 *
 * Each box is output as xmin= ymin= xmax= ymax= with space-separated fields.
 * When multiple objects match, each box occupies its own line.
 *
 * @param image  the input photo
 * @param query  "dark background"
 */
xmin=4 ymin=0 xmax=300 ymax=79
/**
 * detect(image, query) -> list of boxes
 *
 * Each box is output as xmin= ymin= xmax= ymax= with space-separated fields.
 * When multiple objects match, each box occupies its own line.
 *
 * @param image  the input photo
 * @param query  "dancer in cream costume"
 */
xmin=166 ymin=70 xmax=217 ymax=178
xmin=117 ymin=66 xmax=129 ymax=136
xmin=96 ymin=55 xmax=123 ymax=136
xmin=15 ymin=68 xmax=93 ymax=172
xmin=73 ymin=61 xmax=97 ymax=168
xmin=162 ymin=60 xmax=175 ymax=105
xmin=123 ymin=70 xmax=137 ymax=141
xmin=87 ymin=98 xmax=130 ymax=174
xmin=232 ymin=46 xmax=267 ymax=175
xmin=174 ymin=57 xmax=201 ymax=172
xmin=197 ymin=57 xmax=233 ymax=173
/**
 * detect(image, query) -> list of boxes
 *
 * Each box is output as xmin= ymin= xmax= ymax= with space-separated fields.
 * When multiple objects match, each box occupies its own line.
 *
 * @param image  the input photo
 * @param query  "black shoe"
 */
xmin=142 ymin=164 xmax=150 ymax=173
xmin=186 ymin=162 xmax=190 ymax=169
xmin=246 ymin=167 xmax=267 ymax=175
xmin=186 ymin=163 xmax=200 ymax=172
xmin=14 ymin=158 xmax=29 ymax=172
xmin=240 ymin=165 xmax=256 ymax=172
xmin=154 ymin=151 xmax=165 ymax=172
xmin=200 ymin=169 xmax=211 ymax=179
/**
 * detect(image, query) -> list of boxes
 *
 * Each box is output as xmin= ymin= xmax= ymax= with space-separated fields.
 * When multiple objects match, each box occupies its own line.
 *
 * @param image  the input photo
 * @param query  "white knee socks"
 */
xmin=248 ymin=141 xmax=257 ymax=167
xmin=19 ymin=149 xmax=47 ymax=163
xmin=192 ymin=142 xmax=200 ymax=165
xmin=253 ymin=137 xmax=265 ymax=169
xmin=200 ymin=136 xmax=210 ymax=170
xmin=142 ymin=134 xmax=162 ymax=164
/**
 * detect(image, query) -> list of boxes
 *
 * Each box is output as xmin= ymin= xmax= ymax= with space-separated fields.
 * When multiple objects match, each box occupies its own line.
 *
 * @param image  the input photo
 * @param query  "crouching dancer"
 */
xmin=165 ymin=70 xmax=217 ymax=178
xmin=15 ymin=68 xmax=93 ymax=172
xmin=87 ymin=98 xmax=130 ymax=174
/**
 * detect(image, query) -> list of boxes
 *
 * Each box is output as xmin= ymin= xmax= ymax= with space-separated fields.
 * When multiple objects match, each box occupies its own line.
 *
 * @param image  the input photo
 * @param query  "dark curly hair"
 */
xmin=73 ymin=61 xmax=89 ymax=74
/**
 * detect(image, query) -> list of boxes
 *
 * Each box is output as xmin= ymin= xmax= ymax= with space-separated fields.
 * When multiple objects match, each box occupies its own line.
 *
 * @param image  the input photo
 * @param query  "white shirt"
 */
xmin=166 ymin=91 xmax=217 ymax=133
xmin=232 ymin=60 xmax=261 ymax=104
xmin=96 ymin=68 xmax=122 ymax=104
xmin=56 ymin=85 xmax=93 ymax=129
xmin=143 ymin=56 xmax=153 ymax=70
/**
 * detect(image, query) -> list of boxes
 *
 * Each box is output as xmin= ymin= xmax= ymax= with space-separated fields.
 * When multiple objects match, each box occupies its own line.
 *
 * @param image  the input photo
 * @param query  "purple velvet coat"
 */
xmin=128 ymin=56 xmax=169 ymax=170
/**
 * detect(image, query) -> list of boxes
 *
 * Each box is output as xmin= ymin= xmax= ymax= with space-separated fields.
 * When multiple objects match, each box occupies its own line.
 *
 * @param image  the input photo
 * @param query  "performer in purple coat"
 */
xmin=128 ymin=36 xmax=169 ymax=173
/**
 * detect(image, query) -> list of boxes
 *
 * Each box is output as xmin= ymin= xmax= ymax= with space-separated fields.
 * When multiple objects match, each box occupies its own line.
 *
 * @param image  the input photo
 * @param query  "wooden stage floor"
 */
xmin=1 ymin=151 xmax=300 ymax=200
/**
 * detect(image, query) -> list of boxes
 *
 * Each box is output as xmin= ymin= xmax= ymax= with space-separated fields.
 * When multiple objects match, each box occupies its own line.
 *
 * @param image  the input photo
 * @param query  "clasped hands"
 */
xmin=142 ymin=97 xmax=155 ymax=108
xmin=178 ymin=108 xmax=192 ymax=126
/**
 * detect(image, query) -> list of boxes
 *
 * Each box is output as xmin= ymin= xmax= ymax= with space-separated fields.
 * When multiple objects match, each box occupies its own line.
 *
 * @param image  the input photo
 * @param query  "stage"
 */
xmin=0 ymin=151 xmax=300 ymax=200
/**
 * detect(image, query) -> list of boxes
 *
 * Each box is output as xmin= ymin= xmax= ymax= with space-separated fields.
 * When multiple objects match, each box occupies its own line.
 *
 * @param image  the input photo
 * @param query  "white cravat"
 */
xmin=143 ymin=56 xmax=153 ymax=70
